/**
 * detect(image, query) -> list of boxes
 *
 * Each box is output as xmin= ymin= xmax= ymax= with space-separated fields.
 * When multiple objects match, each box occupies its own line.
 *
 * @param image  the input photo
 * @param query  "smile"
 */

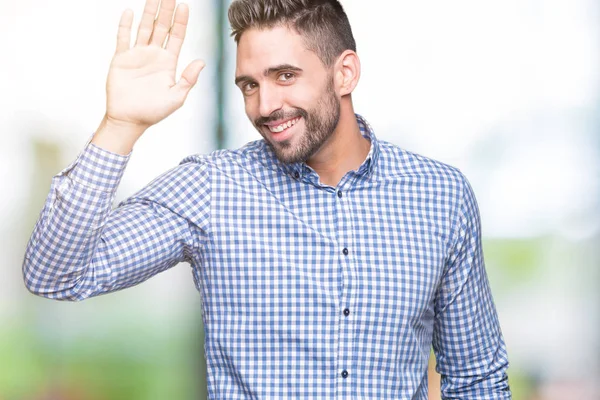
xmin=266 ymin=117 xmax=301 ymax=133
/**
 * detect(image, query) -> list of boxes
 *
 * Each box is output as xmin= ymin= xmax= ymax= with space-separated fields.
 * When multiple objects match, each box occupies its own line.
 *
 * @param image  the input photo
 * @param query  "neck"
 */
xmin=306 ymin=99 xmax=371 ymax=187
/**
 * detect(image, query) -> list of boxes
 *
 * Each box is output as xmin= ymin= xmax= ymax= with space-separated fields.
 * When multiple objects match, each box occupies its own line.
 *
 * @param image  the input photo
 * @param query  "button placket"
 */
xmin=335 ymin=184 xmax=354 ymax=397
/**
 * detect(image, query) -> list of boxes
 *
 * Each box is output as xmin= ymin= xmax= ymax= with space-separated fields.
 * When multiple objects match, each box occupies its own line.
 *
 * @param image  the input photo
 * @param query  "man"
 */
xmin=23 ymin=0 xmax=511 ymax=398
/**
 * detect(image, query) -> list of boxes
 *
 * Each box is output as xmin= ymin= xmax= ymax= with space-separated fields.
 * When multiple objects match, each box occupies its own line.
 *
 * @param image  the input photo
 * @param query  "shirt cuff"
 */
xmin=62 ymin=142 xmax=131 ymax=192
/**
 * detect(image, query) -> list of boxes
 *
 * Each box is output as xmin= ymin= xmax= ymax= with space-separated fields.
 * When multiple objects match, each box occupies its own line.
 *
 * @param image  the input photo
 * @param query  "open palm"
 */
xmin=106 ymin=0 xmax=204 ymax=130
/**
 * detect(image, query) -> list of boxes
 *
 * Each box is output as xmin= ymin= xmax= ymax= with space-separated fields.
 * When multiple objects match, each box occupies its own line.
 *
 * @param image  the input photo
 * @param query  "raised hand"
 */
xmin=93 ymin=0 xmax=205 ymax=154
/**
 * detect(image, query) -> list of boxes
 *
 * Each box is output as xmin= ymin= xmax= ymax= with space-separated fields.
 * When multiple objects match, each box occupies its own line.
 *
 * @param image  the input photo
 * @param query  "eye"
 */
xmin=277 ymin=72 xmax=295 ymax=83
xmin=242 ymin=82 xmax=258 ymax=95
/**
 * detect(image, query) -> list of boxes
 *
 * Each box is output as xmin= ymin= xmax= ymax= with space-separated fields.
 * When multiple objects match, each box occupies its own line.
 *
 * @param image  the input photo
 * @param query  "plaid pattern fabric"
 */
xmin=24 ymin=115 xmax=510 ymax=399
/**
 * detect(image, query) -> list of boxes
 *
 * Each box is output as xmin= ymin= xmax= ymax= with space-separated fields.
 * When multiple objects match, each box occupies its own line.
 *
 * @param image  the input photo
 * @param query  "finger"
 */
xmin=173 ymin=59 xmax=205 ymax=96
xmin=150 ymin=0 xmax=176 ymax=47
xmin=165 ymin=3 xmax=189 ymax=57
xmin=116 ymin=9 xmax=134 ymax=53
xmin=135 ymin=0 xmax=160 ymax=45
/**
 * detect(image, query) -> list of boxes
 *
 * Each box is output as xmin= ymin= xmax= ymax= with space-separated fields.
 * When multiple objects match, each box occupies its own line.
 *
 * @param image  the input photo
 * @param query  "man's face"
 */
xmin=235 ymin=26 xmax=340 ymax=164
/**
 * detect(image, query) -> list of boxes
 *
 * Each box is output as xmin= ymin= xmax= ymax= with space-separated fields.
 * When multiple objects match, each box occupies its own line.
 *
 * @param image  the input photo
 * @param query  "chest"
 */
xmin=202 ymin=178 xmax=452 ymax=318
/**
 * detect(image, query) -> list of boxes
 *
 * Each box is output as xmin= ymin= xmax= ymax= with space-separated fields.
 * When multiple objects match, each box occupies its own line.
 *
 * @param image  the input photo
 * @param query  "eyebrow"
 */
xmin=235 ymin=64 xmax=303 ymax=86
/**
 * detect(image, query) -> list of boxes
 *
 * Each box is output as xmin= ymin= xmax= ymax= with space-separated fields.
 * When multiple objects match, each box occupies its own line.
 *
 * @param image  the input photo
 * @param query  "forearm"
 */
xmin=436 ymin=308 xmax=511 ymax=399
xmin=23 ymin=142 xmax=130 ymax=300
xmin=440 ymin=360 xmax=510 ymax=400
xmin=435 ymin=245 xmax=511 ymax=399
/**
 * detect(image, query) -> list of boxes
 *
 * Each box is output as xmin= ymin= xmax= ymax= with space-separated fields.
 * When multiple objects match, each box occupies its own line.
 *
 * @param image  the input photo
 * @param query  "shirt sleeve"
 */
xmin=432 ymin=175 xmax=511 ymax=399
xmin=22 ymin=142 xmax=210 ymax=301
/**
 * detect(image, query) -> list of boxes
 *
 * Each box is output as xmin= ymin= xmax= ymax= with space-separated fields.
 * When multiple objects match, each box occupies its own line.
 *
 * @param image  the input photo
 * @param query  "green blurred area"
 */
xmin=484 ymin=237 xmax=545 ymax=281
xmin=0 ymin=317 xmax=204 ymax=400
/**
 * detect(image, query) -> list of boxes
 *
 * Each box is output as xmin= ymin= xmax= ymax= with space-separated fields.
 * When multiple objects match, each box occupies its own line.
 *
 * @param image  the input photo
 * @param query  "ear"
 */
xmin=334 ymin=50 xmax=361 ymax=96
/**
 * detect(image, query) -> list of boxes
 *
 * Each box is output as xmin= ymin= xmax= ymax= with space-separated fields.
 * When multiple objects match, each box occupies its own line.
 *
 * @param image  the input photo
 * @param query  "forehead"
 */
xmin=235 ymin=26 xmax=321 ymax=76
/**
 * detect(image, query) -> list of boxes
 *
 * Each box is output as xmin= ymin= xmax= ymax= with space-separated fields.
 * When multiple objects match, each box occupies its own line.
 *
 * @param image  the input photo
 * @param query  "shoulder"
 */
xmin=180 ymin=139 xmax=273 ymax=172
xmin=123 ymin=140 xmax=269 ymax=202
xmin=119 ymin=141 xmax=268 ymax=227
xmin=376 ymin=140 xmax=469 ymax=193
xmin=375 ymin=141 xmax=482 ymax=245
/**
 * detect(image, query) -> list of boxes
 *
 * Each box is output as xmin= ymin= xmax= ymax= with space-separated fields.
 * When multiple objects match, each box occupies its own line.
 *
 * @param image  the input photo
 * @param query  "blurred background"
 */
xmin=1 ymin=0 xmax=598 ymax=399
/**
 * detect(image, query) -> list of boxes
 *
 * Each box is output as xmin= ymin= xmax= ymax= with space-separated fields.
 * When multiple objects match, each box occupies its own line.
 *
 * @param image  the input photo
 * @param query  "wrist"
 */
xmin=91 ymin=115 xmax=147 ymax=155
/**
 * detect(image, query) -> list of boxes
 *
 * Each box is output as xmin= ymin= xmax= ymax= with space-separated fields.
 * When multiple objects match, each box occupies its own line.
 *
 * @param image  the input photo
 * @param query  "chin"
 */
xmin=272 ymin=148 xmax=297 ymax=164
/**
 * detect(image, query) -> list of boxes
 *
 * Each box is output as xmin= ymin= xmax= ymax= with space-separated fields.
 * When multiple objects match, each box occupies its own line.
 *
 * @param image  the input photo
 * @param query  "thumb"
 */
xmin=173 ymin=59 xmax=205 ymax=95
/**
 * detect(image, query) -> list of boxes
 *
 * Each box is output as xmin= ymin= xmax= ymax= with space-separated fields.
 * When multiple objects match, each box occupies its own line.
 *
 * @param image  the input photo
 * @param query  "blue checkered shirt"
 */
xmin=24 ymin=115 xmax=510 ymax=399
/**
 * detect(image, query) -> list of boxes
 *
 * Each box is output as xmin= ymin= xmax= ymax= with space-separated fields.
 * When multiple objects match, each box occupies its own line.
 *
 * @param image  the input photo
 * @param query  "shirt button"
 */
xmin=294 ymin=171 xmax=300 ymax=179
xmin=342 ymin=248 xmax=349 ymax=256
xmin=343 ymin=308 xmax=350 ymax=316
xmin=337 ymin=190 xmax=343 ymax=198
xmin=341 ymin=370 xmax=349 ymax=378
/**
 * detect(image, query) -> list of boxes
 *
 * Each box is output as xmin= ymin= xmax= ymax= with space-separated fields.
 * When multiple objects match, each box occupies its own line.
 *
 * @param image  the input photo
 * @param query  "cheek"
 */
xmin=286 ymin=85 xmax=323 ymax=110
xmin=244 ymin=98 xmax=258 ymax=122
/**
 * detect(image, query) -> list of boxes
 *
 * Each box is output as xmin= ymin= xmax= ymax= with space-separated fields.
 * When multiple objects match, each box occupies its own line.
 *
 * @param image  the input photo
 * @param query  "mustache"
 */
xmin=255 ymin=108 xmax=308 ymax=127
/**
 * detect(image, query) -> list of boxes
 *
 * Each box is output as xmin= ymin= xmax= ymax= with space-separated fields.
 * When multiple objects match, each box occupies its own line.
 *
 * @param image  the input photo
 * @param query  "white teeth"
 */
xmin=268 ymin=117 xmax=300 ymax=133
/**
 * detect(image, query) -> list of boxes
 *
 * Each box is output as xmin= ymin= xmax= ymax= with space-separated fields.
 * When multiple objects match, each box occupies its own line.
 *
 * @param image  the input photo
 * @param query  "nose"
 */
xmin=258 ymin=84 xmax=283 ymax=118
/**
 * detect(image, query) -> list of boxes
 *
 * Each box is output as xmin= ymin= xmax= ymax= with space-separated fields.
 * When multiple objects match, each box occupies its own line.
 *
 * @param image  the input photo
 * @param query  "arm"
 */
xmin=23 ymin=143 xmax=209 ymax=300
xmin=432 ymin=176 xmax=511 ymax=399
xmin=22 ymin=0 xmax=206 ymax=300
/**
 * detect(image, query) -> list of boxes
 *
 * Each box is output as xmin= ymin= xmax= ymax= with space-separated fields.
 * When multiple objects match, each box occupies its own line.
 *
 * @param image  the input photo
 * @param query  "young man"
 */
xmin=23 ymin=0 xmax=511 ymax=398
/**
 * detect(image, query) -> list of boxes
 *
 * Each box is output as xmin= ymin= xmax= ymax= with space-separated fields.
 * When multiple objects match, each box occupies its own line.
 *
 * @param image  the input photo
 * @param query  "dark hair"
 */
xmin=228 ymin=0 xmax=356 ymax=66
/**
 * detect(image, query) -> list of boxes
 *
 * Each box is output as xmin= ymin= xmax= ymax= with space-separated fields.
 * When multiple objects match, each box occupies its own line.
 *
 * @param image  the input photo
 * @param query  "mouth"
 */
xmin=265 ymin=117 xmax=301 ymax=133
xmin=264 ymin=117 xmax=302 ymax=142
